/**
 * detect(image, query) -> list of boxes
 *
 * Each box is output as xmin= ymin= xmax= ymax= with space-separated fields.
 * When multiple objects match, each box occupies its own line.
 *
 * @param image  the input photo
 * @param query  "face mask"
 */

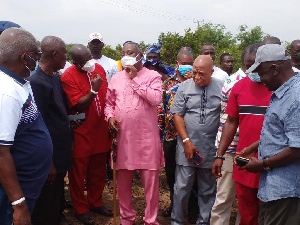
xmin=26 ymin=54 xmax=37 ymax=71
xmin=81 ymin=60 xmax=95 ymax=72
xmin=178 ymin=65 xmax=193 ymax=76
xmin=121 ymin=54 xmax=141 ymax=67
xmin=247 ymin=72 xmax=261 ymax=83
xmin=30 ymin=62 xmax=39 ymax=76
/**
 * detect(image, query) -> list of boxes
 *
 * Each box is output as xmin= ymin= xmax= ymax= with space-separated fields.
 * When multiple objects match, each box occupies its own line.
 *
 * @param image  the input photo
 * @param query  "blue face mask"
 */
xmin=178 ymin=65 xmax=193 ymax=76
xmin=247 ymin=72 xmax=261 ymax=83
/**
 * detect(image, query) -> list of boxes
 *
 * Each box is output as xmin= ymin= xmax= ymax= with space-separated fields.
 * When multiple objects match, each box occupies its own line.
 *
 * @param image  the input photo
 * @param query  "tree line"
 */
xmin=66 ymin=23 xmax=285 ymax=73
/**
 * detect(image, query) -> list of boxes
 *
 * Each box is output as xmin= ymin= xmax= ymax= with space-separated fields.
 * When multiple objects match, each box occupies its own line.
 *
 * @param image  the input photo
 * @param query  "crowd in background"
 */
xmin=0 ymin=20 xmax=300 ymax=225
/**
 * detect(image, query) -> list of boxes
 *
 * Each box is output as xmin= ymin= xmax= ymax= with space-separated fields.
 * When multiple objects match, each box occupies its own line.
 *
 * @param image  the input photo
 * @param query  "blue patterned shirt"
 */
xmin=258 ymin=72 xmax=300 ymax=202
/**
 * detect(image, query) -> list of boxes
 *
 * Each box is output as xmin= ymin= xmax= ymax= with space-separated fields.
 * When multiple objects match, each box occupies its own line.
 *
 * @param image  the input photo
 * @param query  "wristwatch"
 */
xmin=263 ymin=158 xmax=271 ymax=171
xmin=214 ymin=155 xmax=225 ymax=160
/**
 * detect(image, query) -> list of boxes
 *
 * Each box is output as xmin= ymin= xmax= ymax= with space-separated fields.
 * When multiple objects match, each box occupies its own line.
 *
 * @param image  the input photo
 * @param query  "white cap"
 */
xmin=88 ymin=32 xmax=103 ymax=43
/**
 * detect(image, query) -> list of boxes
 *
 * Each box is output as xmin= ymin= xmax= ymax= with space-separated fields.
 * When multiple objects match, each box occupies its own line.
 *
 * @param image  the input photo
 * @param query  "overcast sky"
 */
xmin=2 ymin=0 xmax=299 ymax=47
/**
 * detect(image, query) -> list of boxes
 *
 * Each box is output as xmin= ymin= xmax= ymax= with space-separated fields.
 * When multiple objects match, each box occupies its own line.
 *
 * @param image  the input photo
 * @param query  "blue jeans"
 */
xmin=0 ymin=186 xmax=36 ymax=225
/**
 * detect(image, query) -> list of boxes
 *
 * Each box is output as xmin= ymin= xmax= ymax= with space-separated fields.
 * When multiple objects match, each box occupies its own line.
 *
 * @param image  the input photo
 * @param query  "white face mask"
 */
xmin=121 ymin=54 xmax=141 ymax=67
xmin=81 ymin=59 xmax=95 ymax=72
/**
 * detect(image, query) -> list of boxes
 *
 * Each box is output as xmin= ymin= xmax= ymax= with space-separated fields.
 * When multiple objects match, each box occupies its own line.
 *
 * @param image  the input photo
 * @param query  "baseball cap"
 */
xmin=88 ymin=32 xmax=103 ymax=43
xmin=0 ymin=21 xmax=21 ymax=33
xmin=246 ymin=44 xmax=291 ymax=73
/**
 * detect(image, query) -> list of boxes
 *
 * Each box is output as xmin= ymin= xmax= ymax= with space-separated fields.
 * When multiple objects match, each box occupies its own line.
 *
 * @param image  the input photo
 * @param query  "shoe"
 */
xmin=59 ymin=214 xmax=73 ymax=225
xmin=75 ymin=211 xmax=94 ymax=225
xmin=65 ymin=199 xmax=73 ymax=208
xmin=188 ymin=212 xmax=198 ymax=224
xmin=162 ymin=205 xmax=172 ymax=217
xmin=90 ymin=206 xmax=113 ymax=217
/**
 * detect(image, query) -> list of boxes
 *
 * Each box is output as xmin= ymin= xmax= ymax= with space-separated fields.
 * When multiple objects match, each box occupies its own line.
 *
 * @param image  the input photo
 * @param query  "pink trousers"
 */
xmin=117 ymin=169 xmax=160 ymax=225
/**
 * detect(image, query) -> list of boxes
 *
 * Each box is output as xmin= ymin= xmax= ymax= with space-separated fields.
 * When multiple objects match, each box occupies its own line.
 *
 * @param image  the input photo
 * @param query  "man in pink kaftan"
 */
xmin=104 ymin=41 xmax=164 ymax=225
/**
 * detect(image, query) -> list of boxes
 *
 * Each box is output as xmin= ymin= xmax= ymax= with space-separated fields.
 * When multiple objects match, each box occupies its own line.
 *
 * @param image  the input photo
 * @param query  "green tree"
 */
xmin=158 ymin=23 xmax=235 ymax=68
xmin=236 ymin=25 xmax=269 ymax=50
xmin=66 ymin=43 xmax=74 ymax=62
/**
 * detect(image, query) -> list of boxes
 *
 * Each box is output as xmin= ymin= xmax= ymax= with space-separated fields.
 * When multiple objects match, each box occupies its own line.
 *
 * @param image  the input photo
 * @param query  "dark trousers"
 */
xmin=163 ymin=140 xmax=177 ymax=205
xmin=31 ymin=172 xmax=66 ymax=225
xmin=163 ymin=140 xmax=199 ymax=214
xmin=259 ymin=197 xmax=300 ymax=225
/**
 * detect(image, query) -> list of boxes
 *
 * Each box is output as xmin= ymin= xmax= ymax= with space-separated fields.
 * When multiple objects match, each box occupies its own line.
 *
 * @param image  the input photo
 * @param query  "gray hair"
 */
xmin=0 ymin=27 xmax=37 ymax=63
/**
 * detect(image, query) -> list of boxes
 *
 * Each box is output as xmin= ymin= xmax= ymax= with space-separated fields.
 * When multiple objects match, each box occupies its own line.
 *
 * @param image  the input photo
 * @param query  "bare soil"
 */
xmin=64 ymin=169 xmax=238 ymax=225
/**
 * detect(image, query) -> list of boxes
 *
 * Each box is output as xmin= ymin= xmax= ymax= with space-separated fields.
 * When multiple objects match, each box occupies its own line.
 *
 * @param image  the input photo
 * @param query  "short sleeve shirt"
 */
xmin=170 ymin=78 xmax=223 ymax=168
xmin=258 ymin=72 xmax=300 ymax=202
xmin=93 ymin=55 xmax=119 ymax=83
xmin=215 ymin=68 xmax=247 ymax=153
xmin=226 ymin=76 xmax=272 ymax=188
xmin=0 ymin=66 xmax=52 ymax=199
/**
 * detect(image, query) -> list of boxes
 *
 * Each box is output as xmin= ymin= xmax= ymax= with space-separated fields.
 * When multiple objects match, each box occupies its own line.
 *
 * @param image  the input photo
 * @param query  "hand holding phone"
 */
xmin=68 ymin=113 xmax=86 ymax=121
xmin=236 ymin=157 xmax=250 ymax=167
xmin=192 ymin=151 xmax=204 ymax=166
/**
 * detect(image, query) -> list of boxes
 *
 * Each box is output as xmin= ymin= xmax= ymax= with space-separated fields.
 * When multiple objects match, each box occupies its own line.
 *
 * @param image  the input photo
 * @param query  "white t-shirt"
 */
xmin=292 ymin=66 xmax=300 ymax=72
xmin=60 ymin=61 xmax=72 ymax=74
xmin=93 ymin=55 xmax=119 ymax=83
xmin=212 ymin=66 xmax=229 ymax=84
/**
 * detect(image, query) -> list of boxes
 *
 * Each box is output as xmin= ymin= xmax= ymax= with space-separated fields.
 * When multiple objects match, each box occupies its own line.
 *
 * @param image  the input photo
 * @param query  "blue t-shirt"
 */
xmin=0 ymin=66 xmax=52 ymax=200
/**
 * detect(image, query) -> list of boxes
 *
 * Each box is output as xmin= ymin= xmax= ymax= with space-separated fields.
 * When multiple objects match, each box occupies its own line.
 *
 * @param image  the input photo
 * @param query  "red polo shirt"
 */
xmin=226 ymin=76 xmax=272 ymax=188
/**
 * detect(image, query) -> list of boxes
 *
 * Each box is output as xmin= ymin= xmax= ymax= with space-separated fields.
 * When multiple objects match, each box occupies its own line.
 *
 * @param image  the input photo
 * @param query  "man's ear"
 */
xmin=271 ymin=64 xmax=279 ymax=76
xmin=53 ymin=50 xmax=57 ymax=59
xmin=20 ymin=53 xmax=28 ymax=66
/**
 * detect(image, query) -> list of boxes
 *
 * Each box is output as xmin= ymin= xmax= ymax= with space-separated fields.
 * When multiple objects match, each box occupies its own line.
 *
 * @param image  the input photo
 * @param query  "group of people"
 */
xmin=0 ymin=20 xmax=299 ymax=225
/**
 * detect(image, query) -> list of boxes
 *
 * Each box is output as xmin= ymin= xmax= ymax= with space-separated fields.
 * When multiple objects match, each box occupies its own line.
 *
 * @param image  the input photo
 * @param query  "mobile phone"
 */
xmin=68 ymin=113 xmax=86 ymax=121
xmin=236 ymin=157 xmax=249 ymax=167
xmin=192 ymin=151 xmax=204 ymax=166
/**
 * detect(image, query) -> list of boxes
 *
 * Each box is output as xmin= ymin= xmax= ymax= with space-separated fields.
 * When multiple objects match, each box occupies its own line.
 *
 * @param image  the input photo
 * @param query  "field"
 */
xmin=64 ymin=169 xmax=238 ymax=225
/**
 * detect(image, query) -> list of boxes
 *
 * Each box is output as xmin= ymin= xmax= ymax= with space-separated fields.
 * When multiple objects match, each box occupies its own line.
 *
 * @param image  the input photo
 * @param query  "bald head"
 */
xmin=41 ymin=36 xmax=65 ymax=58
xmin=194 ymin=55 xmax=213 ymax=69
xmin=0 ymin=27 xmax=37 ymax=63
xmin=192 ymin=55 xmax=214 ymax=87
xmin=291 ymin=40 xmax=300 ymax=49
xmin=199 ymin=45 xmax=216 ymax=62
xmin=39 ymin=36 xmax=67 ymax=72
xmin=262 ymin=36 xmax=281 ymax=45
xmin=70 ymin=44 xmax=92 ymax=68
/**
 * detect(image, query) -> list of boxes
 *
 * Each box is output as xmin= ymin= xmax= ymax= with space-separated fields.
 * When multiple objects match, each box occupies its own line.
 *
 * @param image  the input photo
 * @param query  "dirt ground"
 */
xmin=64 ymin=169 xmax=238 ymax=225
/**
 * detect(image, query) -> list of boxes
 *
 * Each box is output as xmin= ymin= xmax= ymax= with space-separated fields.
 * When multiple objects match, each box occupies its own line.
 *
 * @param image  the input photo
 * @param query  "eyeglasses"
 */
xmin=19 ymin=51 xmax=42 ymax=60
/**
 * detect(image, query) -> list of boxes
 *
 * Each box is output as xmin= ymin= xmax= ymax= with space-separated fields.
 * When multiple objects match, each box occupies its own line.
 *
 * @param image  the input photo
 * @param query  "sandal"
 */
xmin=91 ymin=206 xmax=113 ymax=217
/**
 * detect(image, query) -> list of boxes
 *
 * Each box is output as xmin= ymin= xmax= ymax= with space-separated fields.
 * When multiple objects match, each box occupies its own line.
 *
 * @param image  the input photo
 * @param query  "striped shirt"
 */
xmin=215 ymin=68 xmax=246 ymax=153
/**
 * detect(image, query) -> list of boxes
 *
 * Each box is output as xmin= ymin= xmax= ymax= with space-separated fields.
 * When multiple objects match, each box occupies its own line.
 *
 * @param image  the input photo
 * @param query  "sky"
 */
xmin=1 ymin=0 xmax=299 ymax=48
